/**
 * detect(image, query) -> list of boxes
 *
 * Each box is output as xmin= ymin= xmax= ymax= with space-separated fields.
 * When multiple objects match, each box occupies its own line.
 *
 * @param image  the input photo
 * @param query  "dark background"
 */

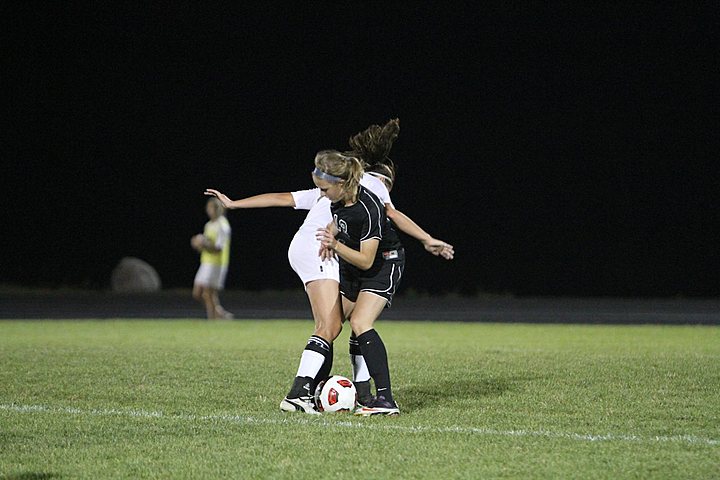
xmin=3 ymin=3 xmax=718 ymax=296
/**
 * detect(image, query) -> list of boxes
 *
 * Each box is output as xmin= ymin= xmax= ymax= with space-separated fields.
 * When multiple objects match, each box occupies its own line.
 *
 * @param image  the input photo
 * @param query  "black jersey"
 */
xmin=331 ymin=185 xmax=403 ymax=275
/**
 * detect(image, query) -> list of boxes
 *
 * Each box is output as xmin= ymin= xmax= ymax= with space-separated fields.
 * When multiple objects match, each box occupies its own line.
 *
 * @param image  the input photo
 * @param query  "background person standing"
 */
xmin=191 ymin=198 xmax=233 ymax=320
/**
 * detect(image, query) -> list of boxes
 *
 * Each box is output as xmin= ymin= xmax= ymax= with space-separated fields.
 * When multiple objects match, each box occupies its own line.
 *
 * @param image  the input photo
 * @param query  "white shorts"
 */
xmin=194 ymin=263 xmax=228 ymax=290
xmin=288 ymin=232 xmax=339 ymax=286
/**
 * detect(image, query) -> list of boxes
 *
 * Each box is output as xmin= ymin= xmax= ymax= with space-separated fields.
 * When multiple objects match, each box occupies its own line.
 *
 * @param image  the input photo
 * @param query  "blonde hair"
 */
xmin=314 ymin=150 xmax=364 ymax=195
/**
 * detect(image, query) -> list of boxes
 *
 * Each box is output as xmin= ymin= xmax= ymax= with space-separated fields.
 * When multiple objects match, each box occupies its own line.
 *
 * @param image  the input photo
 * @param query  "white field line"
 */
xmin=1 ymin=403 xmax=718 ymax=447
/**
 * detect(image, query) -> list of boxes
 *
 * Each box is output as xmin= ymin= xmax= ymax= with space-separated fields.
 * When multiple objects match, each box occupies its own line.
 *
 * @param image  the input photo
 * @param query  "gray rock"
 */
xmin=111 ymin=257 xmax=162 ymax=292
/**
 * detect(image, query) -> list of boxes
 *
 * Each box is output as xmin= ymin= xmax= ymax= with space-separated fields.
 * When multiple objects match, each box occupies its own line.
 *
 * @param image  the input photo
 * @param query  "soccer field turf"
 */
xmin=1 ymin=320 xmax=718 ymax=479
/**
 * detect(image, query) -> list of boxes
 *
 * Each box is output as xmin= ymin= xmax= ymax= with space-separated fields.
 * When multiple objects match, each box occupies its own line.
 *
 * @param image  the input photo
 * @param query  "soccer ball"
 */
xmin=315 ymin=375 xmax=357 ymax=412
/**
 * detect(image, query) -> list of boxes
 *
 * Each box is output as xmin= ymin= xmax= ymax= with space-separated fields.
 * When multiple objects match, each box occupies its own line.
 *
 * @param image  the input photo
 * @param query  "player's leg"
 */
xmin=202 ymin=287 xmax=218 ymax=319
xmin=281 ymin=279 xmax=343 ymax=414
xmin=212 ymin=288 xmax=234 ymax=319
xmin=211 ymin=266 xmax=233 ymax=319
xmin=212 ymin=294 xmax=233 ymax=319
xmin=307 ymin=279 xmax=343 ymax=342
xmin=194 ymin=264 xmax=218 ymax=319
xmin=307 ymin=259 xmax=342 ymax=390
xmin=193 ymin=265 xmax=208 ymax=313
xmin=349 ymin=292 xmax=399 ymax=416
xmin=306 ymin=279 xmax=343 ymax=387
xmin=342 ymin=295 xmax=356 ymax=319
xmin=342 ymin=296 xmax=373 ymax=406
xmin=195 ymin=285 xmax=215 ymax=319
xmin=350 ymin=336 xmax=373 ymax=405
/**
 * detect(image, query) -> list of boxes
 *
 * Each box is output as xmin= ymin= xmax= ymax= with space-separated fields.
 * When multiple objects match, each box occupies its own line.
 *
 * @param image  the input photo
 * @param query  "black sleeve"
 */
xmin=359 ymin=196 xmax=382 ymax=242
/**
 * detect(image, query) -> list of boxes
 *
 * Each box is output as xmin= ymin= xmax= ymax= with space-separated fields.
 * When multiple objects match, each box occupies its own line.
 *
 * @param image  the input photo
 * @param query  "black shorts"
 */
xmin=340 ymin=249 xmax=405 ymax=307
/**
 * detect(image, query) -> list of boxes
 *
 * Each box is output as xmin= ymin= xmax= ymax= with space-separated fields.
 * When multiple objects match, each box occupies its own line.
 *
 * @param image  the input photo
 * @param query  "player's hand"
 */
xmin=191 ymin=234 xmax=205 ymax=251
xmin=325 ymin=221 xmax=339 ymax=236
xmin=316 ymin=227 xmax=338 ymax=253
xmin=318 ymin=244 xmax=336 ymax=261
xmin=317 ymin=222 xmax=340 ymax=259
xmin=438 ymin=244 xmax=455 ymax=260
xmin=423 ymin=238 xmax=455 ymax=260
xmin=204 ymin=189 xmax=233 ymax=208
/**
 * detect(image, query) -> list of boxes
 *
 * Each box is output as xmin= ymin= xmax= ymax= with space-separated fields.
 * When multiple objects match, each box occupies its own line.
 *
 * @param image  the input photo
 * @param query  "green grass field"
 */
xmin=1 ymin=320 xmax=718 ymax=479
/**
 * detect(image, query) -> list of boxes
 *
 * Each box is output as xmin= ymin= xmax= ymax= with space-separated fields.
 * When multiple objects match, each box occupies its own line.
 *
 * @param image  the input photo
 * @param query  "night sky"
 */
xmin=4 ymin=4 xmax=718 ymax=296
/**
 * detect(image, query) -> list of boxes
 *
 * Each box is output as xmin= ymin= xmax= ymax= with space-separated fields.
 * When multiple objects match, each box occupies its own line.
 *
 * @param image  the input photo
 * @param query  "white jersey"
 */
xmin=288 ymin=175 xmax=392 ymax=285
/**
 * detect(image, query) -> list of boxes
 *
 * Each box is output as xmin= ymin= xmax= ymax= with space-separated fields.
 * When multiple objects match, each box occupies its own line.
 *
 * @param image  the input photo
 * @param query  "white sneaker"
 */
xmin=280 ymin=396 xmax=320 ymax=415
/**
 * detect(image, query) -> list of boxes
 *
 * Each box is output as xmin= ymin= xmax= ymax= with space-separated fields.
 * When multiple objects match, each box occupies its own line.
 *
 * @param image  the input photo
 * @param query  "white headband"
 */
xmin=367 ymin=171 xmax=392 ymax=183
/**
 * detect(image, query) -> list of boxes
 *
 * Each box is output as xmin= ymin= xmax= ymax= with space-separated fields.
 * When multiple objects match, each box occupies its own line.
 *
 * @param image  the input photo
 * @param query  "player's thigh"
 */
xmin=348 ymin=292 xmax=388 ymax=335
xmin=195 ymin=264 xmax=225 ymax=291
xmin=342 ymin=296 xmax=356 ymax=320
xmin=306 ymin=280 xmax=343 ymax=329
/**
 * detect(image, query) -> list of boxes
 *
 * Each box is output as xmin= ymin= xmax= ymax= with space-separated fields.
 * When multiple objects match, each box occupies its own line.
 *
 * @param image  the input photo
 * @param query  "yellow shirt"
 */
xmin=200 ymin=216 xmax=231 ymax=267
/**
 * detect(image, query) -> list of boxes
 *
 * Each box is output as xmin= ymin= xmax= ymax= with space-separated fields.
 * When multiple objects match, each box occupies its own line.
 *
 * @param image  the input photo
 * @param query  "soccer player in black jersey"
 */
xmin=207 ymin=120 xmax=453 ymax=416
xmin=343 ymin=119 xmax=453 ymax=407
xmin=314 ymin=150 xmax=405 ymax=416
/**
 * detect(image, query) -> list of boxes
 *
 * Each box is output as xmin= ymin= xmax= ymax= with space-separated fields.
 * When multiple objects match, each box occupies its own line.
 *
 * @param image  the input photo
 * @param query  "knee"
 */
xmin=349 ymin=318 xmax=372 ymax=336
xmin=315 ymin=319 xmax=342 ymax=342
xmin=193 ymin=287 xmax=203 ymax=300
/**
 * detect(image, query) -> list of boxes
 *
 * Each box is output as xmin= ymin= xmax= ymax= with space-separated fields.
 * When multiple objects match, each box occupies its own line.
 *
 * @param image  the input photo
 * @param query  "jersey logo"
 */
xmin=383 ymin=250 xmax=399 ymax=260
xmin=333 ymin=214 xmax=348 ymax=234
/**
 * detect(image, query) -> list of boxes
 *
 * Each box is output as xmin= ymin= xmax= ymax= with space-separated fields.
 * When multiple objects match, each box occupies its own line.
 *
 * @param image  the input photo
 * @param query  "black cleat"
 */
xmin=354 ymin=396 xmax=400 ymax=416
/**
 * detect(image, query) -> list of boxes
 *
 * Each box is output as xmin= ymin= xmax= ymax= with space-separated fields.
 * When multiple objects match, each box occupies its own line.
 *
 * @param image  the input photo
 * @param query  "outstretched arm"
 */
xmin=204 ymin=189 xmax=295 ymax=209
xmin=386 ymin=204 xmax=454 ymax=260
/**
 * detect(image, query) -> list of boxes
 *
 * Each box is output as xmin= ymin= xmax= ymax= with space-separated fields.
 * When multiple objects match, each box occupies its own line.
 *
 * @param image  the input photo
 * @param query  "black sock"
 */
xmin=288 ymin=335 xmax=331 ymax=398
xmin=313 ymin=342 xmax=333 ymax=391
xmin=350 ymin=333 xmax=373 ymax=404
xmin=354 ymin=381 xmax=373 ymax=405
xmin=349 ymin=332 xmax=362 ymax=356
xmin=287 ymin=376 xmax=314 ymax=399
xmin=357 ymin=329 xmax=393 ymax=402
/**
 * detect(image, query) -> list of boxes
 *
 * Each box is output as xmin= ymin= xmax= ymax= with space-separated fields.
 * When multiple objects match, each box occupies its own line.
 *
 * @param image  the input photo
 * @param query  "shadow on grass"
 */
xmin=0 ymin=474 xmax=61 ymax=480
xmin=400 ymin=375 xmax=530 ymax=411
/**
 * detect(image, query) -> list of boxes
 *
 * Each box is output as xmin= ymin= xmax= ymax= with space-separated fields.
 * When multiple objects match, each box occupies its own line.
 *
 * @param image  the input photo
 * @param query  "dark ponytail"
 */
xmin=348 ymin=118 xmax=400 ymax=167
xmin=348 ymin=118 xmax=400 ymax=189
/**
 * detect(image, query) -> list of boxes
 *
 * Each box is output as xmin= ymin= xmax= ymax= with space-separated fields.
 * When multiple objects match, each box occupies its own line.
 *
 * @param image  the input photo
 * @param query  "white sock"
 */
xmin=351 ymin=354 xmax=371 ymax=382
xmin=296 ymin=350 xmax=325 ymax=378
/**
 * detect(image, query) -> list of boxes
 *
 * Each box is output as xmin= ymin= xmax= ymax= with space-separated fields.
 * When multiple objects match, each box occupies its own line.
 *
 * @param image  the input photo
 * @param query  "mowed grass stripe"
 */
xmin=2 ymin=403 xmax=718 ymax=447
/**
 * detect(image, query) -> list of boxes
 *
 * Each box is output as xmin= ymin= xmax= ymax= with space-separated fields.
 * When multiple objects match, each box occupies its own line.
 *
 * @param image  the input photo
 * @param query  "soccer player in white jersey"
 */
xmin=191 ymin=197 xmax=233 ymax=319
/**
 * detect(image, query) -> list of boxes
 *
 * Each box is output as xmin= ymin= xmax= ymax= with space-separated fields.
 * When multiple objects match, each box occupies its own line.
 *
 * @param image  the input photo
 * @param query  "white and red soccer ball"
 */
xmin=315 ymin=375 xmax=357 ymax=412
